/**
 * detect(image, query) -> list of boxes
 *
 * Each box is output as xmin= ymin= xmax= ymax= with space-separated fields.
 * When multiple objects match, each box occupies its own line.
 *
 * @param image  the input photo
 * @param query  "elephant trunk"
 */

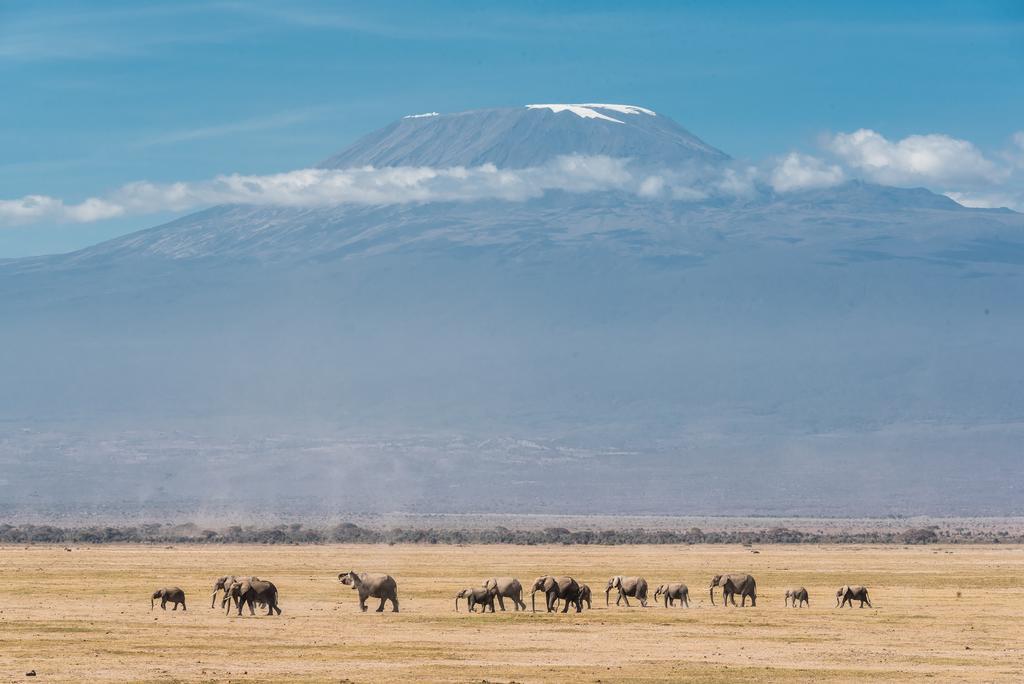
xmin=454 ymin=596 xmax=460 ymax=612
xmin=606 ymin=586 xmax=612 ymax=606
xmin=151 ymin=596 xmax=155 ymax=610
xmin=531 ymin=590 xmax=537 ymax=613
xmin=709 ymin=586 xmax=716 ymax=606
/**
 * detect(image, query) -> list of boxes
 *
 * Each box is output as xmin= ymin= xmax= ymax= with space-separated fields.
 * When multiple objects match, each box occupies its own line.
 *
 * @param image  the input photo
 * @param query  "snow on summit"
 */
xmin=526 ymin=103 xmax=657 ymax=123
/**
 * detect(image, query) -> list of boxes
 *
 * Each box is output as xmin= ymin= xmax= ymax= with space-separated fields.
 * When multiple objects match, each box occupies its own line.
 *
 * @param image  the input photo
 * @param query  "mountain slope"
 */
xmin=1 ymin=105 xmax=1023 ymax=517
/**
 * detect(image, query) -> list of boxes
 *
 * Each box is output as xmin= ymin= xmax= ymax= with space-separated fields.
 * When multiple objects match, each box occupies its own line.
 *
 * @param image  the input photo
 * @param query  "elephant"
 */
xmin=530 ymin=576 xmax=583 ymax=613
xmin=552 ymin=583 xmax=591 ymax=611
xmin=228 ymin=578 xmax=281 ymax=616
xmin=151 ymin=587 xmax=186 ymax=611
xmin=212 ymin=575 xmax=259 ymax=610
xmin=579 ymin=583 xmax=592 ymax=609
xmin=339 ymin=570 xmax=399 ymax=613
xmin=710 ymin=574 xmax=757 ymax=607
xmin=785 ymin=587 xmax=809 ymax=607
xmin=836 ymin=585 xmax=872 ymax=608
xmin=212 ymin=575 xmax=236 ymax=608
xmin=653 ymin=583 xmax=689 ymax=607
xmin=483 ymin=577 xmax=526 ymax=611
xmin=456 ymin=587 xmax=495 ymax=613
xmin=606 ymin=575 xmax=649 ymax=607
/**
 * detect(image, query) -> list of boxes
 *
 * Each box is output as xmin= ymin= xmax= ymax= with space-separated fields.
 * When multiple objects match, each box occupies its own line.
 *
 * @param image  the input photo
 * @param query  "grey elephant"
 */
xmin=836 ymin=585 xmax=872 ymax=608
xmin=785 ymin=587 xmax=809 ymax=607
xmin=579 ymin=583 xmax=592 ymax=609
xmin=151 ymin=587 xmax=186 ymax=611
xmin=710 ymin=574 xmax=757 ymax=607
xmin=456 ymin=587 xmax=495 ymax=613
xmin=339 ymin=570 xmax=399 ymax=613
xmin=212 ymin=575 xmax=236 ymax=608
xmin=228 ymin=578 xmax=281 ymax=616
xmin=653 ymin=583 xmax=689 ymax=607
xmin=606 ymin=575 xmax=649 ymax=607
xmin=530 ymin=575 xmax=583 ymax=613
xmin=483 ymin=577 xmax=526 ymax=611
xmin=212 ymin=575 xmax=259 ymax=610
xmin=553 ymin=583 xmax=591 ymax=611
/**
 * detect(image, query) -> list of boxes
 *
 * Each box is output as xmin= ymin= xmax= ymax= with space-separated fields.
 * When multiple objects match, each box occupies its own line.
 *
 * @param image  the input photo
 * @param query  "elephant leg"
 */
xmin=376 ymin=596 xmax=386 ymax=612
xmin=391 ymin=595 xmax=399 ymax=612
xmin=621 ymin=592 xmax=630 ymax=607
xmin=181 ymin=600 xmax=186 ymax=611
xmin=496 ymin=595 xmax=506 ymax=611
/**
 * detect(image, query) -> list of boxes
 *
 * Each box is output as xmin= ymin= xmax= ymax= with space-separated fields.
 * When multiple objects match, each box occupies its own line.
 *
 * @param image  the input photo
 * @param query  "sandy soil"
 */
xmin=1 ymin=544 xmax=1022 ymax=682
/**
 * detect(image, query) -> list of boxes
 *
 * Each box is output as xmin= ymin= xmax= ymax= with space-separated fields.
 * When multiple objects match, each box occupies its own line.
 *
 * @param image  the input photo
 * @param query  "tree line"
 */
xmin=0 ymin=522 xmax=1018 ymax=545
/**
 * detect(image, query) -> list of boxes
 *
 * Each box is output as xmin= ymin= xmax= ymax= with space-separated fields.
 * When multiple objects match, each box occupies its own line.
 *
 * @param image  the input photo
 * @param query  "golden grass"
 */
xmin=1 ymin=544 xmax=1022 ymax=682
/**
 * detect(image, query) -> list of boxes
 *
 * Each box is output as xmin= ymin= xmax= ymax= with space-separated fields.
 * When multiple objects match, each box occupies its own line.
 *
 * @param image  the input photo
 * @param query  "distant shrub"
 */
xmin=0 ymin=521 xmax=1016 ymax=545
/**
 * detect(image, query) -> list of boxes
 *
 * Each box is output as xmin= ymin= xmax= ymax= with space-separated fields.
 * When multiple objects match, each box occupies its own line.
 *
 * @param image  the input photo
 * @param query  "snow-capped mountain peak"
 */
xmin=320 ymin=104 xmax=722 ymax=169
xmin=524 ymin=103 xmax=657 ymax=123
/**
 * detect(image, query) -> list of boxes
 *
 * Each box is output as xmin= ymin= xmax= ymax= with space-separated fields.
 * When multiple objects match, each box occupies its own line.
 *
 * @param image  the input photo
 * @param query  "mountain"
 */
xmin=319 ymin=104 xmax=730 ymax=169
xmin=2 ymin=104 xmax=1023 ymax=519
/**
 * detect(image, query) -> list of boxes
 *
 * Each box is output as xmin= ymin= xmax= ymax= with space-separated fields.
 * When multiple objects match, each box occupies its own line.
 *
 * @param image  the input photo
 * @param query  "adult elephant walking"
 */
xmin=212 ymin=575 xmax=259 ymax=610
xmin=151 ymin=587 xmax=186 ymax=611
xmin=339 ymin=571 xmax=399 ymax=613
xmin=211 ymin=575 xmax=239 ymax=608
xmin=530 ymin=576 xmax=583 ymax=613
xmin=606 ymin=576 xmax=649 ymax=607
xmin=710 ymin=574 xmax=757 ymax=607
xmin=836 ymin=585 xmax=872 ymax=608
xmin=230 ymin=578 xmax=281 ymax=616
xmin=483 ymin=577 xmax=526 ymax=611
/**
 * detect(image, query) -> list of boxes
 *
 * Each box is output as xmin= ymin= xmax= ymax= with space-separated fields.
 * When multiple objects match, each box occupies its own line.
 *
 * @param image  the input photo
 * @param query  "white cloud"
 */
xmin=826 ymin=129 xmax=1005 ymax=186
xmin=0 ymin=156 xmax=675 ymax=227
xmin=944 ymin=191 xmax=1020 ymax=211
xmin=770 ymin=152 xmax=845 ymax=192
xmin=637 ymin=175 xmax=666 ymax=198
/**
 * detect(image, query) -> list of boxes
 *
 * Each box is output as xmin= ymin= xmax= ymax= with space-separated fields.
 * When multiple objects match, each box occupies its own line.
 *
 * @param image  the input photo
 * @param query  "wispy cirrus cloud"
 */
xmin=137 ymin=106 xmax=336 ymax=147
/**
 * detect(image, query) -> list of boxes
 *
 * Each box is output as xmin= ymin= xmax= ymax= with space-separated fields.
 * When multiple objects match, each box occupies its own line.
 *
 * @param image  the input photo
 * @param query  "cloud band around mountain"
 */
xmin=2 ymin=129 xmax=1021 ymax=227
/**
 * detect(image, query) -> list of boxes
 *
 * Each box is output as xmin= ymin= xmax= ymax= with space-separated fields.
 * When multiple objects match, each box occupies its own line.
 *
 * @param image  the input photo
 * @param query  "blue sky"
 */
xmin=1 ymin=0 xmax=1022 ymax=257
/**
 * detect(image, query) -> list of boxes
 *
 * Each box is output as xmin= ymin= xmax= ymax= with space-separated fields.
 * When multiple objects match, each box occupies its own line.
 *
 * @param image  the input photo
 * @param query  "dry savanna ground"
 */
xmin=1 ymin=544 xmax=1022 ymax=683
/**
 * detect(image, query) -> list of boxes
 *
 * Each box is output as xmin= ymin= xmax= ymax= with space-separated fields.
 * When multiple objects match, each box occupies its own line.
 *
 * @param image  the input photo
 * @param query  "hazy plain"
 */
xmin=2 ymin=544 xmax=1022 ymax=682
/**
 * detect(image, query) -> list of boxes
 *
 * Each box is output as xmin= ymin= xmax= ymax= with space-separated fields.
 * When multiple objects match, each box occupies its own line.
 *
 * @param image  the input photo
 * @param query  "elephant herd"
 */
xmin=150 ymin=571 xmax=874 ymax=616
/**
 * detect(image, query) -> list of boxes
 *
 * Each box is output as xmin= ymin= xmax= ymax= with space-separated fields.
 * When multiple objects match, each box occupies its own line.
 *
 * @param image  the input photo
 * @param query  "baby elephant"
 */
xmin=151 ymin=587 xmax=186 ymax=611
xmin=339 ymin=570 xmax=399 ymax=613
xmin=653 ymin=583 xmax=690 ymax=607
xmin=455 ymin=587 xmax=495 ymax=613
xmin=785 ymin=587 xmax=809 ymax=607
xmin=836 ymin=585 xmax=872 ymax=608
